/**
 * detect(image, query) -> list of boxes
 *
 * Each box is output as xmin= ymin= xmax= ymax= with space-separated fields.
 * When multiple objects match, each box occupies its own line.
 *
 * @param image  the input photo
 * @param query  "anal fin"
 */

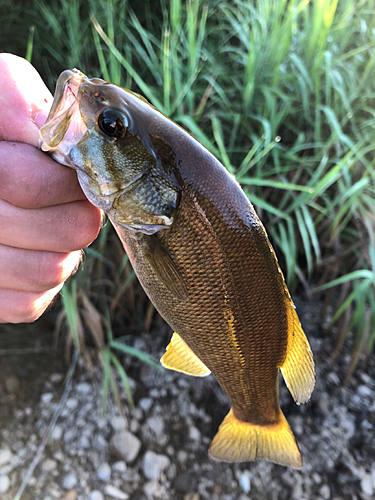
xmin=161 ymin=332 xmax=211 ymax=377
xmin=280 ymin=305 xmax=315 ymax=405
xmin=209 ymin=408 xmax=302 ymax=469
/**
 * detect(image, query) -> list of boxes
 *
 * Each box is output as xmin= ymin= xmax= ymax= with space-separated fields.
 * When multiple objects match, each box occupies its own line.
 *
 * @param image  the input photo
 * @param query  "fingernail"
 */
xmin=32 ymin=108 xmax=49 ymax=129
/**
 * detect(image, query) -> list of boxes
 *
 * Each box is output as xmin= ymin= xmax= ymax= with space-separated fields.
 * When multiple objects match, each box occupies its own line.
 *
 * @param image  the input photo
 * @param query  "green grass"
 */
xmin=1 ymin=0 xmax=374 ymax=377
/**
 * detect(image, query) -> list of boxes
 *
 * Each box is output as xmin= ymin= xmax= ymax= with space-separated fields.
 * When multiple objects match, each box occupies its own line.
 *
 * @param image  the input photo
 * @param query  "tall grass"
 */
xmin=1 ymin=0 xmax=374 ymax=375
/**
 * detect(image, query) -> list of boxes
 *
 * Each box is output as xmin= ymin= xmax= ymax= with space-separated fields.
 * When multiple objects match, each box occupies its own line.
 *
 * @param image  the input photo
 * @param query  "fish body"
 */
xmin=39 ymin=70 xmax=315 ymax=468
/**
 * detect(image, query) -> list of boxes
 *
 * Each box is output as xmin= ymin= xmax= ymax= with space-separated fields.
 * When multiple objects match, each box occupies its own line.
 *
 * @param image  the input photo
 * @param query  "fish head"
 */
xmin=39 ymin=69 xmax=180 ymax=234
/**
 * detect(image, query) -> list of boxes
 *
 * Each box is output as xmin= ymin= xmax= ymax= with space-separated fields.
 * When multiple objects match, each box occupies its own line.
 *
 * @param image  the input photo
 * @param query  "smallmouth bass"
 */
xmin=39 ymin=69 xmax=315 ymax=468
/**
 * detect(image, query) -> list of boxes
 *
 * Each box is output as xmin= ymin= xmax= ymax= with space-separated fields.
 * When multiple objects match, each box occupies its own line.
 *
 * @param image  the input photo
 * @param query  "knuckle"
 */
xmin=0 ymin=143 xmax=40 ymax=208
xmin=68 ymin=202 xmax=101 ymax=250
xmin=0 ymin=290 xmax=49 ymax=323
xmin=28 ymin=251 xmax=81 ymax=291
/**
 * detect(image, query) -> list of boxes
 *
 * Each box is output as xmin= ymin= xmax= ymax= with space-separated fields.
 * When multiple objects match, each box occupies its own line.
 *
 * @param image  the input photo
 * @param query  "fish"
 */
xmin=39 ymin=69 xmax=315 ymax=469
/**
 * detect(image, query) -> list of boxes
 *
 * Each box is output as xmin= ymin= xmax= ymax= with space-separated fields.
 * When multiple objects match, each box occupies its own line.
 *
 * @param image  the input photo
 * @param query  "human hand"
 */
xmin=0 ymin=54 xmax=102 ymax=323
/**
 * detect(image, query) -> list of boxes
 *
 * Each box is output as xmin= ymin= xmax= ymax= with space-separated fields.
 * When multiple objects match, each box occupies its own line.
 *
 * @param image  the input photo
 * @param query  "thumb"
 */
xmin=0 ymin=53 xmax=53 ymax=147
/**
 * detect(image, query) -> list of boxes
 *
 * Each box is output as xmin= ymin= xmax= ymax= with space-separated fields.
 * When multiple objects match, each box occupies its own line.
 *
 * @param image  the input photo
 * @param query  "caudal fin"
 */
xmin=209 ymin=408 xmax=302 ymax=469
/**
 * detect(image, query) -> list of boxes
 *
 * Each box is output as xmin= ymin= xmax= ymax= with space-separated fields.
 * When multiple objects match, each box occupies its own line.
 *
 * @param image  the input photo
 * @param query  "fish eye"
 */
xmin=97 ymin=109 xmax=126 ymax=140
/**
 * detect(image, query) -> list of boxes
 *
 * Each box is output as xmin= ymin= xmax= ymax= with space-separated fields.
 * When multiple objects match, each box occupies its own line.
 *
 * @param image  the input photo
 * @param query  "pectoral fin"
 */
xmin=161 ymin=332 xmax=211 ymax=377
xmin=280 ymin=305 xmax=315 ymax=405
xmin=138 ymin=234 xmax=189 ymax=302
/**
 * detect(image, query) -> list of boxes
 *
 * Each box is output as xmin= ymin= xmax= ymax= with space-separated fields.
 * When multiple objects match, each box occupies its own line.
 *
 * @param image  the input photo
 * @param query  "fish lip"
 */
xmin=44 ymin=69 xmax=85 ymax=127
xmin=39 ymin=69 xmax=88 ymax=162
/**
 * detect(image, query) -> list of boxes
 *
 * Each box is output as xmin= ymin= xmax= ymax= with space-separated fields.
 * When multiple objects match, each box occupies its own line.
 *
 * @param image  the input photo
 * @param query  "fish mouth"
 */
xmin=39 ymin=69 xmax=88 ymax=167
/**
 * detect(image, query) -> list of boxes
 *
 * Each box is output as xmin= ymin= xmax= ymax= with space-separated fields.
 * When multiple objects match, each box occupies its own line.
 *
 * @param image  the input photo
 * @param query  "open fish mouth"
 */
xmin=39 ymin=69 xmax=88 ymax=167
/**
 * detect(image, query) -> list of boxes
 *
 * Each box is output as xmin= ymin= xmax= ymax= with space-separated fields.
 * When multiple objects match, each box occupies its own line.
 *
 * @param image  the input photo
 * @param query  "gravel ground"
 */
xmin=0 ymin=299 xmax=374 ymax=500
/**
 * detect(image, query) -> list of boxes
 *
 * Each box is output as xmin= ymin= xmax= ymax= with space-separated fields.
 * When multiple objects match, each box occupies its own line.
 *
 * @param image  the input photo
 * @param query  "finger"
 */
xmin=0 ymin=53 xmax=52 ymax=146
xmin=0 ymin=244 xmax=82 ymax=292
xmin=0 ymin=198 xmax=101 ymax=252
xmin=0 ymin=284 xmax=63 ymax=323
xmin=0 ymin=142 xmax=87 ymax=208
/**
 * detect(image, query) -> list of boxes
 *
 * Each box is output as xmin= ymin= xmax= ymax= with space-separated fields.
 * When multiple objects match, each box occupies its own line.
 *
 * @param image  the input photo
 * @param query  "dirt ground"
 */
xmin=0 ymin=298 xmax=374 ymax=500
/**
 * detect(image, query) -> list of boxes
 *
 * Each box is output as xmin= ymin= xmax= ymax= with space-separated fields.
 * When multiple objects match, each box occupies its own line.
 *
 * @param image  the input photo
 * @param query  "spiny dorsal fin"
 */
xmin=161 ymin=332 xmax=211 ymax=377
xmin=209 ymin=408 xmax=302 ymax=469
xmin=280 ymin=305 xmax=315 ymax=405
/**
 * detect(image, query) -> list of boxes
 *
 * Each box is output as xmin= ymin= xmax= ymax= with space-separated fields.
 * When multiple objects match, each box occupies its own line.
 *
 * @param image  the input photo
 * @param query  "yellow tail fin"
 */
xmin=209 ymin=408 xmax=302 ymax=469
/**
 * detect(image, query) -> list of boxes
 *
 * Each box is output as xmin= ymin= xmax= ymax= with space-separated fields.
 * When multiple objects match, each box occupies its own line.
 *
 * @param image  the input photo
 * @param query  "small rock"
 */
xmin=327 ymin=372 xmax=340 ymax=386
xmin=111 ymin=431 xmax=141 ymax=463
xmin=0 ymin=465 xmax=12 ymax=475
xmin=133 ymin=408 xmax=143 ymax=420
xmin=78 ymin=436 xmax=90 ymax=449
xmin=62 ymin=472 xmax=77 ymax=490
xmin=89 ymin=491 xmax=104 ymax=500
xmin=104 ymin=484 xmax=129 ymax=499
xmin=130 ymin=418 xmax=140 ymax=433
xmin=0 ymin=448 xmax=12 ymax=466
xmin=313 ymin=473 xmax=322 ymax=484
xmin=340 ymin=415 xmax=355 ymax=439
xmin=292 ymin=416 xmax=304 ymax=437
xmin=94 ymin=434 xmax=108 ymax=451
xmin=50 ymin=373 xmax=64 ymax=383
xmin=62 ymin=490 xmax=77 ymax=500
xmin=189 ymin=426 xmax=201 ymax=441
xmin=183 ymin=494 xmax=199 ymax=500
xmin=292 ymin=479 xmax=303 ymax=500
xmin=5 ymin=375 xmax=20 ymax=393
xmin=143 ymin=451 xmax=170 ymax=480
xmin=357 ymin=385 xmax=373 ymax=398
xmin=139 ymin=398 xmax=153 ymax=412
xmin=238 ymin=472 xmax=251 ymax=493
xmin=52 ymin=425 xmax=63 ymax=441
xmin=66 ymin=398 xmax=78 ymax=410
xmin=64 ymin=430 xmax=76 ymax=443
xmin=0 ymin=475 xmax=10 ymax=493
xmin=41 ymin=392 xmax=54 ymax=403
xmin=361 ymin=474 xmax=374 ymax=496
xmin=25 ymin=407 xmax=33 ymax=417
xmin=144 ymin=480 xmax=165 ymax=498
xmin=317 ymin=395 xmax=330 ymax=416
xmin=76 ymin=382 xmax=91 ymax=393
xmin=123 ymin=468 xmax=140 ymax=483
xmin=54 ymin=450 xmax=64 ymax=462
xmin=146 ymin=416 xmax=164 ymax=436
xmin=177 ymin=450 xmax=188 ymax=464
xmin=97 ymin=462 xmax=111 ymax=481
xmin=12 ymin=441 xmax=24 ymax=453
xmin=113 ymin=461 xmax=127 ymax=472
xmin=111 ymin=416 xmax=128 ymax=432
xmin=43 ymin=459 xmax=57 ymax=471
xmin=319 ymin=484 xmax=331 ymax=499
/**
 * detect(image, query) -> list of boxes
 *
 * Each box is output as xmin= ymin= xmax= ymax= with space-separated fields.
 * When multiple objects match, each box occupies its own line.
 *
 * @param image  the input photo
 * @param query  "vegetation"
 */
xmin=1 ymin=0 xmax=374 ymax=379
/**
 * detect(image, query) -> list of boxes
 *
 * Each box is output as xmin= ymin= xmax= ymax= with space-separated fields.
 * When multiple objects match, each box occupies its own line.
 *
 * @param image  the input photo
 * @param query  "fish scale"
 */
xmin=39 ymin=69 xmax=315 ymax=468
xmin=132 ymin=190 xmax=283 ymax=424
